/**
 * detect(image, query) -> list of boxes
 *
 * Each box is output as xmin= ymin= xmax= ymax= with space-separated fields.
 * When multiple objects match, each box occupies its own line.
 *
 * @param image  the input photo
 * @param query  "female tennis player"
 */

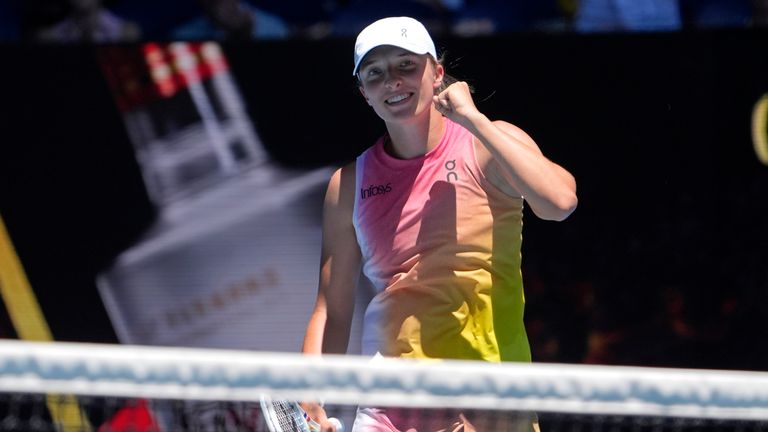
xmin=302 ymin=16 xmax=577 ymax=431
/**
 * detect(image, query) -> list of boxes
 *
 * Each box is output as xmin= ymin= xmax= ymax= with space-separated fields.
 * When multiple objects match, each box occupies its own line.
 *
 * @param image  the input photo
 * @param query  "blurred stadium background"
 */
xmin=0 ymin=0 xmax=767 ymax=375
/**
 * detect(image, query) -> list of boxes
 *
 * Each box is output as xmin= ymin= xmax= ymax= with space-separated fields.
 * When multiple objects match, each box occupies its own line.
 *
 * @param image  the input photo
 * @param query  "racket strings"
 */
xmin=272 ymin=400 xmax=308 ymax=432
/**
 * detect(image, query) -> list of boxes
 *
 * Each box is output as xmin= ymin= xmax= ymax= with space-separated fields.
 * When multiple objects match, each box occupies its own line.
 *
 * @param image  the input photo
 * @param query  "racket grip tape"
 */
xmin=329 ymin=417 xmax=344 ymax=432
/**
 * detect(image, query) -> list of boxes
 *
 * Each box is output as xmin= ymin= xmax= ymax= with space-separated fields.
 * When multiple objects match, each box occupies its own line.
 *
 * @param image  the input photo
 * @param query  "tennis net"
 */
xmin=1 ymin=339 xmax=767 ymax=431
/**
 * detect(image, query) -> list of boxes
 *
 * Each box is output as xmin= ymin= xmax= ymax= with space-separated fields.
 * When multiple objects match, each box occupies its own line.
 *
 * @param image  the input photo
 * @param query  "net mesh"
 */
xmin=1 ymin=340 xmax=767 ymax=432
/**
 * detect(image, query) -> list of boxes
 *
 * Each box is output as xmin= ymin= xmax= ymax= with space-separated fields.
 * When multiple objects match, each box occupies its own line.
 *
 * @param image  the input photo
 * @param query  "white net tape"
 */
xmin=1 ymin=340 xmax=767 ymax=421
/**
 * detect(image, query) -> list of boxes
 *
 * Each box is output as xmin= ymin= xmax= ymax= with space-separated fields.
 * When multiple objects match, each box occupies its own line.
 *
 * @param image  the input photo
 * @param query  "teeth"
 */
xmin=387 ymin=94 xmax=409 ymax=104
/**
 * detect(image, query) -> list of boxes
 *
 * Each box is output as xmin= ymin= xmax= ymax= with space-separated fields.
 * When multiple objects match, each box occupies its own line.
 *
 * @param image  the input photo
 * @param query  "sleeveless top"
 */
xmin=352 ymin=118 xmax=531 ymax=362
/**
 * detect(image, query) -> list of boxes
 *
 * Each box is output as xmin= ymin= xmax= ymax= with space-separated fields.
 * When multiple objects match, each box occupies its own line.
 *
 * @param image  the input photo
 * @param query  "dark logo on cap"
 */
xmin=401 ymin=28 xmax=407 ymax=38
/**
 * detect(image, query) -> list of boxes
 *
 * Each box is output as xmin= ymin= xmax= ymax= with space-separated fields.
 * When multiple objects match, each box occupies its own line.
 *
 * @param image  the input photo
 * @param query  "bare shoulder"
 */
xmin=325 ymin=161 xmax=357 ymax=217
xmin=322 ymin=161 xmax=360 ymax=254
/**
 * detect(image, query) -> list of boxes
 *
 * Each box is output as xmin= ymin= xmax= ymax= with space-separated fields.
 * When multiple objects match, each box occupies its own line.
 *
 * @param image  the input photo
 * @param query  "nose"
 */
xmin=384 ymin=70 xmax=401 ymax=90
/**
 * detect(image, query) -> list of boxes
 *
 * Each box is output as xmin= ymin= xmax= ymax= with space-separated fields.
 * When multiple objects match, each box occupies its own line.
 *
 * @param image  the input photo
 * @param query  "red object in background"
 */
xmin=98 ymin=399 xmax=161 ymax=432
xmin=98 ymin=42 xmax=231 ymax=112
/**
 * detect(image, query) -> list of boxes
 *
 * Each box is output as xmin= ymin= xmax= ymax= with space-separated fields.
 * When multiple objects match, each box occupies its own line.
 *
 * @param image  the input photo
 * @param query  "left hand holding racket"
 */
xmin=260 ymin=396 xmax=344 ymax=432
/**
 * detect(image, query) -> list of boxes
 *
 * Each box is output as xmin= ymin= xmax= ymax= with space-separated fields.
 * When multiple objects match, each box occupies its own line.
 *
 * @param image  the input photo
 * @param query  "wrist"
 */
xmin=460 ymin=111 xmax=491 ymax=134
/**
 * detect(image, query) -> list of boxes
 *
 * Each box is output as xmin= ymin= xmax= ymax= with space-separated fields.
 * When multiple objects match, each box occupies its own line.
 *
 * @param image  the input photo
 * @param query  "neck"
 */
xmin=384 ymin=108 xmax=445 ymax=159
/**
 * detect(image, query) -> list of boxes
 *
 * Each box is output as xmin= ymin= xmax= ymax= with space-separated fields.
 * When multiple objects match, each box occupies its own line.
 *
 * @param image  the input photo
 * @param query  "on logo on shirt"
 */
xmin=445 ymin=160 xmax=459 ymax=182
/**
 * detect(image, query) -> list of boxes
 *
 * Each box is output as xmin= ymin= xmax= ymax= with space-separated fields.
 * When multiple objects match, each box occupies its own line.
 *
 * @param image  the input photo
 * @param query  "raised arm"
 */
xmin=434 ymin=82 xmax=577 ymax=221
xmin=302 ymin=162 xmax=362 ymax=355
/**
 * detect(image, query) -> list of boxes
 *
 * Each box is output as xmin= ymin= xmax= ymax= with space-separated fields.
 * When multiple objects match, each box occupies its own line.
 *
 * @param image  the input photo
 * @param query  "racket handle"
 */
xmin=328 ymin=417 xmax=344 ymax=432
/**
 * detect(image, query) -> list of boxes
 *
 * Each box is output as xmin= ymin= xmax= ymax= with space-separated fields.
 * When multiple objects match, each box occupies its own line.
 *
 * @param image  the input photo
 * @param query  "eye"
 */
xmin=362 ymin=67 xmax=382 ymax=82
xmin=399 ymin=59 xmax=415 ymax=68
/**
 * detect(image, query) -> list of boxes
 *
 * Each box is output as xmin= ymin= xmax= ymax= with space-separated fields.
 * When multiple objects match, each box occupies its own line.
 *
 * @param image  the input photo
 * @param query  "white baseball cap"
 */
xmin=352 ymin=16 xmax=437 ymax=76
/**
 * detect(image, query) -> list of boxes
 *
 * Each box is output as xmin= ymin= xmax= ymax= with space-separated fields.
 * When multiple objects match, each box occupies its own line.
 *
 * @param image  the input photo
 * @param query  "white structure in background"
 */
xmin=96 ymin=42 xmax=369 ymax=354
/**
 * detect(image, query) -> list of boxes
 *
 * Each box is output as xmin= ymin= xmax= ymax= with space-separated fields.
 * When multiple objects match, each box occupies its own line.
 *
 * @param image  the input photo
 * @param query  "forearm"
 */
xmin=302 ymin=295 xmax=353 ymax=355
xmin=464 ymin=112 xmax=577 ymax=220
xmin=302 ymin=307 xmax=327 ymax=355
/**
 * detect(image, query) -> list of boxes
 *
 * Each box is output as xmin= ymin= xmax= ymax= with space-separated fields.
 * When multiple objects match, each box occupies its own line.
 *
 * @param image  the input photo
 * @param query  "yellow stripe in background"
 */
xmin=0 ymin=214 xmax=92 ymax=431
xmin=753 ymin=93 xmax=768 ymax=166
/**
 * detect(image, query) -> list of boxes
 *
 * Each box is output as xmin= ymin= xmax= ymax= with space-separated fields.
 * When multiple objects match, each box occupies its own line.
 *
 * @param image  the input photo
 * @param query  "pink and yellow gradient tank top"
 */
xmin=353 ymin=119 xmax=531 ymax=363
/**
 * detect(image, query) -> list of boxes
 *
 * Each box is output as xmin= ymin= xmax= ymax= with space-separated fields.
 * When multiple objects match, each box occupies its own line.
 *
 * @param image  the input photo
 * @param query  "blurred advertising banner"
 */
xmin=95 ymin=42 xmax=361 ymax=352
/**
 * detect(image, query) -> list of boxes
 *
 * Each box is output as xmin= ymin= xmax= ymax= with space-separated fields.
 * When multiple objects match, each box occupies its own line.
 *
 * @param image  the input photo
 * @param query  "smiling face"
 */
xmin=357 ymin=45 xmax=444 ymax=124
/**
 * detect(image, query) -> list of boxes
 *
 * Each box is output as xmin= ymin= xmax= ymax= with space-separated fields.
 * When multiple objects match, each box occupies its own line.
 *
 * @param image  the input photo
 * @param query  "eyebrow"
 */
xmin=359 ymin=51 xmax=414 ymax=71
xmin=359 ymin=58 xmax=376 ymax=71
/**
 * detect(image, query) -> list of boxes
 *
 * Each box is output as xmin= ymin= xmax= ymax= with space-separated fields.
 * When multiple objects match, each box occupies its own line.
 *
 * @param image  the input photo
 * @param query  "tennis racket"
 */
xmin=260 ymin=396 xmax=344 ymax=432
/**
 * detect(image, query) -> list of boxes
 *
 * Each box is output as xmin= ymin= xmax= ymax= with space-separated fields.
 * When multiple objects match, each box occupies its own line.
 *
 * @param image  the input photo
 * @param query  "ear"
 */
xmin=359 ymin=86 xmax=372 ymax=106
xmin=432 ymin=62 xmax=445 ymax=91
